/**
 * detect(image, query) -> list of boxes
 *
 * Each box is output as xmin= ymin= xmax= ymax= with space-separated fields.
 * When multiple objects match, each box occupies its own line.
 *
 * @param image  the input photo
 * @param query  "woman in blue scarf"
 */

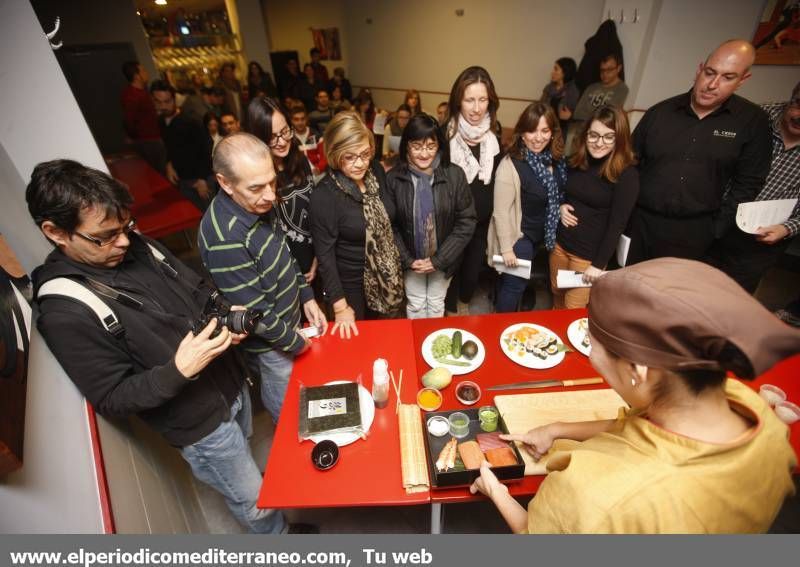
xmin=487 ymin=102 xmax=566 ymax=312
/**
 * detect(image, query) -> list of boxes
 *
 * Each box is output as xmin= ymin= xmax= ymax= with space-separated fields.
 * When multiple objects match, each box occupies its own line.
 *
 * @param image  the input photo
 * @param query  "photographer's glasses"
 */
xmin=75 ymin=218 xmax=137 ymax=247
xmin=268 ymin=126 xmax=294 ymax=147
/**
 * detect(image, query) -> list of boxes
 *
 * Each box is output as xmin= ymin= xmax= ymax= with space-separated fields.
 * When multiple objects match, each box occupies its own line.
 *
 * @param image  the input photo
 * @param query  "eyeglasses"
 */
xmin=599 ymin=64 xmax=619 ymax=74
xmin=587 ymin=131 xmax=616 ymax=145
xmin=74 ymin=218 xmax=137 ymax=247
xmin=268 ymin=126 xmax=294 ymax=147
xmin=342 ymin=149 xmax=373 ymax=166
xmin=408 ymin=142 xmax=439 ymax=154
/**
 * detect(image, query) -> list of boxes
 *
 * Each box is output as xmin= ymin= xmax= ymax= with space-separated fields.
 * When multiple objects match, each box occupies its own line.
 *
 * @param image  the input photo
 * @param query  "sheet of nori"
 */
xmin=298 ymin=382 xmax=362 ymax=437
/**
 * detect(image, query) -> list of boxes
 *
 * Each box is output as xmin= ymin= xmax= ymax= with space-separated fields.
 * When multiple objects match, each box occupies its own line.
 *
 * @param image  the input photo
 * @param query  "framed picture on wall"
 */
xmin=311 ymin=27 xmax=341 ymax=61
xmin=753 ymin=0 xmax=800 ymax=65
xmin=0 ymin=233 xmax=32 ymax=475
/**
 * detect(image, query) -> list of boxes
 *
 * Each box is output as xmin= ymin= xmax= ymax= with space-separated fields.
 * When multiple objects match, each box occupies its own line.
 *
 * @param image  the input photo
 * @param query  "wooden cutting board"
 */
xmin=495 ymin=388 xmax=627 ymax=475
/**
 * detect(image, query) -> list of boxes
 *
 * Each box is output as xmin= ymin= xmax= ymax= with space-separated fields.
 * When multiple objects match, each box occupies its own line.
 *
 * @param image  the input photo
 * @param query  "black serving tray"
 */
xmin=422 ymin=408 xmax=525 ymax=489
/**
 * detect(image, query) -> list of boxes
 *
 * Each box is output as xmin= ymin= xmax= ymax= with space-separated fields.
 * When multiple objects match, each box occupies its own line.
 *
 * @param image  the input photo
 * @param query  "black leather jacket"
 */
xmin=385 ymin=162 xmax=477 ymax=278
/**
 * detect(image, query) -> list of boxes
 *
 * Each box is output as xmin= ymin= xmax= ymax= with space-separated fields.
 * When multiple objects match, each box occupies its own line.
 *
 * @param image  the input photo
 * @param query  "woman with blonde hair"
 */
xmin=488 ymin=102 xmax=566 ymax=312
xmin=550 ymin=105 xmax=638 ymax=309
xmin=310 ymin=112 xmax=404 ymax=338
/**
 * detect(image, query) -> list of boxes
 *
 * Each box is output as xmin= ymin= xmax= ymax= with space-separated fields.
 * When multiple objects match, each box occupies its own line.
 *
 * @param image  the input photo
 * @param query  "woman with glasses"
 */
xmin=550 ymin=105 xmax=638 ymax=309
xmin=310 ymin=112 xmax=404 ymax=337
xmin=444 ymin=66 xmax=503 ymax=315
xmin=385 ymin=114 xmax=476 ymax=319
xmin=488 ymin=102 xmax=566 ymax=312
xmin=247 ymin=98 xmax=317 ymax=282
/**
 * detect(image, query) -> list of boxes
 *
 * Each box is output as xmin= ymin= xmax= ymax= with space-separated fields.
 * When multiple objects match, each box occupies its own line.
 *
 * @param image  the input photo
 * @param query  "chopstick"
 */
xmin=395 ymin=369 xmax=404 ymax=414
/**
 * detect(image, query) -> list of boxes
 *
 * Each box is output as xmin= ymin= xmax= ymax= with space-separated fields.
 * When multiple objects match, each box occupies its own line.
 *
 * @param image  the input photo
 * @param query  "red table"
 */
xmin=257 ymin=319 xmax=429 ymax=509
xmin=258 ymin=311 xmax=800 ymax=532
xmin=106 ymin=155 xmax=201 ymax=239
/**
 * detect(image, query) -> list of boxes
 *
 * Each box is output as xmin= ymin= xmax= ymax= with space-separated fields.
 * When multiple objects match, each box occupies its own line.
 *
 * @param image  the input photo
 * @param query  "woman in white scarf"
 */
xmin=444 ymin=66 xmax=501 ymax=315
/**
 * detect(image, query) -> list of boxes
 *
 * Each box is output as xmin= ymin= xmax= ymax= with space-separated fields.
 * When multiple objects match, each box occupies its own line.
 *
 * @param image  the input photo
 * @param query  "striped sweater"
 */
xmin=199 ymin=191 xmax=313 ymax=354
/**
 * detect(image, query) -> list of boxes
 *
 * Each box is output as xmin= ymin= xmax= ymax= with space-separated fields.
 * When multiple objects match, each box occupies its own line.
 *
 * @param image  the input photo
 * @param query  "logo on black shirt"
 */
xmin=713 ymin=129 xmax=736 ymax=139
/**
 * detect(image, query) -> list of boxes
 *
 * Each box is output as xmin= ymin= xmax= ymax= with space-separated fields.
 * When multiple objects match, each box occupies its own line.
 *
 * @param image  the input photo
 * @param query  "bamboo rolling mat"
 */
xmin=494 ymin=389 xmax=626 ymax=476
xmin=398 ymin=403 xmax=430 ymax=494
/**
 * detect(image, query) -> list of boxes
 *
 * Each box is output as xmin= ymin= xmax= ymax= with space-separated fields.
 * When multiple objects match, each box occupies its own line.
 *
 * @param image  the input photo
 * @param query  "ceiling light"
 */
xmin=155 ymin=0 xmax=167 ymax=6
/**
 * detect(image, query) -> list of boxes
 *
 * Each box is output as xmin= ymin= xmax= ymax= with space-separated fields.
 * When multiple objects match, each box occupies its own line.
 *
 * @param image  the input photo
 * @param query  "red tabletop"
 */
xmin=259 ymin=311 xmax=800 ymax=510
xmin=412 ymin=311 xmax=800 ymax=505
xmin=411 ymin=310 xmax=600 ymax=503
xmin=257 ymin=319 xmax=430 ymax=509
xmin=106 ymin=156 xmax=201 ymax=239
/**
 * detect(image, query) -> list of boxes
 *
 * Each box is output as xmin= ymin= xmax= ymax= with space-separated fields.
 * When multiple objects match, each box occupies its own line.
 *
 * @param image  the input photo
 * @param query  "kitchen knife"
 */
xmin=487 ymin=377 xmax=604 ymax=391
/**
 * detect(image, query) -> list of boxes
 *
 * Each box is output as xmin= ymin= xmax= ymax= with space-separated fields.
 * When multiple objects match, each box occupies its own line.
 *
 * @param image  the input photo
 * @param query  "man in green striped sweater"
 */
xmin=199 ymin=133 xmax=327 ymax=421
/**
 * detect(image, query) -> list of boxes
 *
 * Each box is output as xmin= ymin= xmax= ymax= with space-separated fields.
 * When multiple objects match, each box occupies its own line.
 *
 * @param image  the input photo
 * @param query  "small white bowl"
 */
xmin=775 ymin=401 xmax=800 ymax=425
xmin=759 ymin=384 xmax=786 ymax=407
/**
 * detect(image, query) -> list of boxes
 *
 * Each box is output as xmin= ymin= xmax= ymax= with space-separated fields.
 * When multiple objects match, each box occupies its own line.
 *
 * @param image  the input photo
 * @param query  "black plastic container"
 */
xmin=422 ymin=408 xmax=525 ymax=488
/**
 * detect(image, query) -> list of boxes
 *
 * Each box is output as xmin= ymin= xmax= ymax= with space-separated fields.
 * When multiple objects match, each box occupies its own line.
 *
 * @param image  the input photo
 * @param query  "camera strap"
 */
xmin=36 ymin=244 xmax=173 ymax=339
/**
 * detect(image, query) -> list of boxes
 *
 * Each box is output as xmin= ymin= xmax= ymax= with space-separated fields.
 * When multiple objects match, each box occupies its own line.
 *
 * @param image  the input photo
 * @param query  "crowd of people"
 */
xmin=26 ymin=37 xmax=800 ymax=535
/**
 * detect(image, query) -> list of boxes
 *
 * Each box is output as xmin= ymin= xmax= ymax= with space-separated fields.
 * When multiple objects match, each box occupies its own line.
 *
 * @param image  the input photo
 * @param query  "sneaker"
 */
xmin=287 ymin=523 xmax=320 ymax=534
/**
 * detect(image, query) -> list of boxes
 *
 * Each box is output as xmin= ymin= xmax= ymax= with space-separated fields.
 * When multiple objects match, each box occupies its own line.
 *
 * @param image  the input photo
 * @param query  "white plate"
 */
xmin=567 ymin=318 xmax=592 ymax=356
xmin=499 ymin=323 xmax=566 ymax=370
xmin=421 ymin=328 xmax=485 ymax=375
xmin=309 ymin=381 xmax=375 ymax=447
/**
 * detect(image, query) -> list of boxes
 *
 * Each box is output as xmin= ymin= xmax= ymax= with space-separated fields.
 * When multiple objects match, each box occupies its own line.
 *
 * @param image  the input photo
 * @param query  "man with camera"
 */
xmin=28 ymin=159 xmax=287 ymax=534
xmin=199 ymin=133 xmax=327 ymax=422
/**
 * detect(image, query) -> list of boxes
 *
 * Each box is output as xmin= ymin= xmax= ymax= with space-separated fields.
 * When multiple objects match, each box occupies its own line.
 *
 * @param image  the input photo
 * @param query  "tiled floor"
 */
xmin=164 ymin=231 xmax=800 ymax=534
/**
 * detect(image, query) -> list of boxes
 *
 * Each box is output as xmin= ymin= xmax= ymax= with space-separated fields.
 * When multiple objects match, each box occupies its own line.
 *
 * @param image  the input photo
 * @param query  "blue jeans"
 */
xmin=180 ymin=389 xmax=286 ymax=534
xmin=247 ymin=349 xmax=294 ymax=422
xmin=495 ymin=236 xmax=537 ymax=313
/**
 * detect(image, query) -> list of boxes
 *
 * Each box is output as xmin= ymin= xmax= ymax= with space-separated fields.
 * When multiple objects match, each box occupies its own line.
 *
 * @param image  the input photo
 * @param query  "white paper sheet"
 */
xmin=387 ymin=135 xmax=402 ymax=153
xmin=556 ymin=269 xmax=591 ymax=289
xmin=616 ymin=234 xmax=631 ymax=267
xmin=372 ymin=113 xmax=387 ymax=135
xmin=492 ymin=255 xmax=532 ymax=279
xmin=736 ymin=199 xmax=798 ymax=234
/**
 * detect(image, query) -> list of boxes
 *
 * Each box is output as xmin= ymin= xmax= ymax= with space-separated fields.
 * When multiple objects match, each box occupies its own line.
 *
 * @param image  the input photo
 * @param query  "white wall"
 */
xmin=235 ymin=0 xmax=274 ymax=74
xmin=0 ymin=0 xmax=104 ymax=533
xmin=264 ymin=0 xmax=349 ymax=78
xmin=632 ymin=0 xmax=797 ymax=110
xmin=343 ymin=0 xmax=604 ymax=126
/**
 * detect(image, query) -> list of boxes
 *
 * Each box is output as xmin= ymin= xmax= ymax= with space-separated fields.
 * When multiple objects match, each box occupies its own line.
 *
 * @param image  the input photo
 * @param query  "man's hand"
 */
xmin=560 ymin=204 xmax=578 ymax=227
xmin=558 ymin=105 xmax=572 ymax=121
xmin=193 ymin=179 xmax=211 ymax=201
xmin=174 ymin=318 xmax=232 ymax=378
xmin=165 ymin=162 xmax=179 ymax=185
xmin=755 ymin=224 xmax=790 ymax=245
xmin=304 ymin=257 xmax=318 ymax=283
xmin=303 ymin=299 xmax=328 ymax=336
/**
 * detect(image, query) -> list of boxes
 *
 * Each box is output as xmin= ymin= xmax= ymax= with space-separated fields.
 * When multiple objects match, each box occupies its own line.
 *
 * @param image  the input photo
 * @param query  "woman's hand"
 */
xmin=558 ymin=105 xmax=573 ymax=121
xmin=411 ymin=258 xmax=436 ymax=274
xmin=560 ymin=204 xmax=578 ymax=227
xmin=500 ymin=424 xmax=559 ymax=462
xmin=330 ymin=300 xmax=359 ymax=339
xmin=469 ymin=461 xmax=507 ymax=499
xmin=581 ymin=265 xmax=605 ymax=284
xmin=501 ymin=251 xmax=518 ymax=267
xmin=304 ymin=257 xmax=318 ymax=283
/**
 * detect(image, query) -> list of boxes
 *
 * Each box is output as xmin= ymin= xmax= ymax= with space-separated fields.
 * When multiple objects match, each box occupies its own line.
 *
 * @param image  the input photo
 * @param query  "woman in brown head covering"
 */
xmin=471 ymin=258 xmax=800 ymax=533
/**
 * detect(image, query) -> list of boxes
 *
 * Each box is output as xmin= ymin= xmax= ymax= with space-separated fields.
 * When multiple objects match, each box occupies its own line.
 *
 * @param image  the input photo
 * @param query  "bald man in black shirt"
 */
xmin=626 ymin=40 xmax=771 ymax=264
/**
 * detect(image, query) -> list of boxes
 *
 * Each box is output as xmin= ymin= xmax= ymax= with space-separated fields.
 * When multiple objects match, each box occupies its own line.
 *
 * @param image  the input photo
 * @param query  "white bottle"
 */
xmin=372 ymin=358 xmax=390 ymax=409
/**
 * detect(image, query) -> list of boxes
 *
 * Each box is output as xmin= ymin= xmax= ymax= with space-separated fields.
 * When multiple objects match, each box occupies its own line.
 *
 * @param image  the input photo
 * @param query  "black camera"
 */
xmin=193 ymin=291 xmax=264 ymax=337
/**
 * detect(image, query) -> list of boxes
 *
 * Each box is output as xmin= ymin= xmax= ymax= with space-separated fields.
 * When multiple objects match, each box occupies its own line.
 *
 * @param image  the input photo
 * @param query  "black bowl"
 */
xmin=311 ymin=439 xmax=339 ymax=471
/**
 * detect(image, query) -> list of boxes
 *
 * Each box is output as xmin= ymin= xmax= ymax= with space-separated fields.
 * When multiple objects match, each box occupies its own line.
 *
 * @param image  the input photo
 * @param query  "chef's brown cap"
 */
xmin=588 ymin=258 xmax=800 ymax=379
